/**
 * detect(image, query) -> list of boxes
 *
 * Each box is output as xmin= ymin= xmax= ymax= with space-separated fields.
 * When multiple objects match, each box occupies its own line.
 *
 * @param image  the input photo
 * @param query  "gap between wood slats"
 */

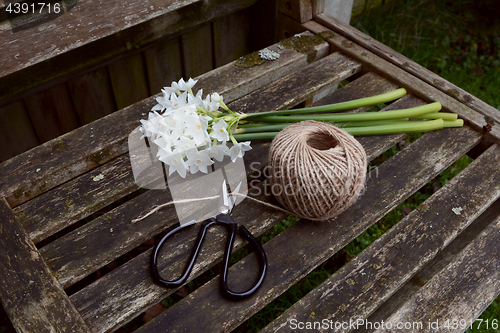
xmin=0 ymin=101 xmax=39 ymax=162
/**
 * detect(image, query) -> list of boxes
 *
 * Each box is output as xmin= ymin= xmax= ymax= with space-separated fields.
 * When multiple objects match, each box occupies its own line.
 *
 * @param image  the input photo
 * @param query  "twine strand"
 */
xmin=131 ymin=193 xmax=295 ymax=224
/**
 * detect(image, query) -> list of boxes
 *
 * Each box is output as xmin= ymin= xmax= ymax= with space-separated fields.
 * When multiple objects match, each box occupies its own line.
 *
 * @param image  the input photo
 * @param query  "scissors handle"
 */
xmin=151 ymin=218 xmax=217 ymax=288
xmin=220 ymin=224 xmax=267 ymax=301
xmin=151 ymin=217 xmax=267 ymax=301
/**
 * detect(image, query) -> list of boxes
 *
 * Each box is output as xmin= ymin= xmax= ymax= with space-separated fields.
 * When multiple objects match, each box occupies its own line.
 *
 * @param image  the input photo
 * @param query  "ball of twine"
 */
xmin=268 ymin=120 xmax=367 ymax=221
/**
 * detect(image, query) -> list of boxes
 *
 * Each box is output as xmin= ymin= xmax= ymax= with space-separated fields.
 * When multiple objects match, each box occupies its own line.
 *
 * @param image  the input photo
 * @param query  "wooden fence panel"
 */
xmin=67 ymin=67 xmax=117 ymax=124
xmin=144 ymin=37 xmax=183 ymax=95
xmin=23 ymin=83 xmax=80 ymax=143
xmin=0 ymin=101 xmax=39 ymax=162
xmin=182 ymin=24 xmax=213 ymax=79
xmin=108 ymin=52 xmax=150 ymax=110
xmin=213 ymin=9 xmax=252 ymax=68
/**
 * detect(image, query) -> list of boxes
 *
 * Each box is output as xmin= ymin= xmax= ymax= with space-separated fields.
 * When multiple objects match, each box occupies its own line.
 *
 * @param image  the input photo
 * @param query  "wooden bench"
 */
xmin=2 ymin=4 xmax=500 ymax=333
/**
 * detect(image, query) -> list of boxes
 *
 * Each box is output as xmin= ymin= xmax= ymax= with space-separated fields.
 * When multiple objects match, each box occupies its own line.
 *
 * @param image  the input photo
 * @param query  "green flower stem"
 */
xmin=233 ymin=119 xmax=446 ymax=141
xmin=413 ymin=112 xmax=458 ymax=120
xmin=443 ymin=119 xmax=464 ymax=127
xmin=248 ymin=102 xmax=442 ymax=123
xmin=241 ymin=88 xmax=407 ymax=120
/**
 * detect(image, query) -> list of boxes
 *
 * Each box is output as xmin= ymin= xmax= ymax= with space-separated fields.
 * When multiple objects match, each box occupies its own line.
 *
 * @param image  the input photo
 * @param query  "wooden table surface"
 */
xmin=1 ymin=13 xmax=500 ymax=333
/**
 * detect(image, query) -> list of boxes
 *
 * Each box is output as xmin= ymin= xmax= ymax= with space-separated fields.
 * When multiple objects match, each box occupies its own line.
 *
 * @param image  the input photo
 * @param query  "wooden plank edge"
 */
xmin=0 ymin=0 xmax=259 ymax=105
xmin=0 ymin=198 xmax=91 ymax=333
xmin=362 ymin=196 xmax=500 ymax=332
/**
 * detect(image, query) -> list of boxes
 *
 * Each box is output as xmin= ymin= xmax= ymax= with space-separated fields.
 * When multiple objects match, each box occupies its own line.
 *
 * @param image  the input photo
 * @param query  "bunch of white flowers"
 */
xmin=140 ymin=78 xmax=251 ymax=178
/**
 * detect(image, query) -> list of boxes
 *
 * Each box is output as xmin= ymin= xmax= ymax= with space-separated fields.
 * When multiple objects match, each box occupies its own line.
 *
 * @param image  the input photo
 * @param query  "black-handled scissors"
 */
xmin=151 ymin=180 xmax=267 ymax=301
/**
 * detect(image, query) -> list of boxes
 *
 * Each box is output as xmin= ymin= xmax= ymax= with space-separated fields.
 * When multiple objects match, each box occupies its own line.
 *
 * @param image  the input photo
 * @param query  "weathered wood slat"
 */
xmin=144 ymin=37 xmax=183 ymax=95
xmin=24 ymin=83 xmax=81 ymax=143
xmin=194 ymin=31 xmax=329 ymax=102
xmin=228 ymin=51 xmax=362 ymax=113
xmin=377 ymin=194 xmax=500 ymax=332
xmin=182 ymin=24 xmax=214 ymax=78
xmin=68 ymin=76 xmax=411 ymax=333
xmin=303 ymin=19 xmax=500 ymax=144
xmin=362 ymin=197 xmax=500 ymax=332
xmin=0 ymin=0 xmax=258 ymax=106
xmin=262 ymin=143 xmax=500 ymax=333
xmin=67 ymin=67 xmax=117 ymax=124
xmin=0 ymin=36 xmax=329 ymax=208
xmin=213 ymin=9 xmax=251 ymax=68
xmin=14 ymin=154 xmax=138 ymax=244
xmin=278 ymin=0 xmax=313 ymax=23
xmin=0 ymin=101 xmax=39 ymax=162
xmin=38 ymin=57 xmax=371 ymax=292
xmin=132 ymin=123 xmax=482 ymax=333
xmin=108 ymin=53 xmax=150 ymax=110
xmin=316 ymin=12 xmax=500 ymax=124
xmin=0 ymin=198 xmax=91 ymax=333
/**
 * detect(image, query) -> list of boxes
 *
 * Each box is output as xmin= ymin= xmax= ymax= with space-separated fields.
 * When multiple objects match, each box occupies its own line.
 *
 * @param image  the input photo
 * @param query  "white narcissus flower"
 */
xmin=162 ymin=78 xmax=198 ymax=96
xmin=229 ymin=141 xmax=252 ymax=163
xmin=160 ymin=152 xmax=188 ymax=178
xmin=208 ymin=142 xmax=230 ymax=162
xmin=174 ymin=136 xmax=196 ymax=153
xmin=211 ymin=119 xmax=229 ymax=142
xmin=201 ymin=94 xmax=220 ymax=112
xmin=186 ymin=149 xmax=213 ymax=174
xmin=184 ymin=114 xmax=209 ymax=146
xmin=211 ymin=92 xmax=222 ymax=103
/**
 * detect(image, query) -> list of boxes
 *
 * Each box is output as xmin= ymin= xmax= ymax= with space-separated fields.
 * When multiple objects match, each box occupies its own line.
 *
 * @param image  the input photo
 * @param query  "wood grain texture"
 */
xmin=316 ymin=12 xmax=500 ymax=125
xmin=194 ymin=31 xmax=329 ymax=102
xmin=0 ymin=0 xmax=258 ymax=105
xmin=13 ymin=153 xmax=138 ymax=244
xmin=67 ymin=67 xmax=117 ymax=124
xmin=0 ymin=36 xmax=328 ymax=208
xmin=263 ymin=142 xmax=500 ymax=333
xmin=182 ymin=24 xmax=214 ymax=78
xmin=0 ymin=198 xmax=91 ymax=333
xmin=24 ymin=83 xmax=81 ymax=142
xmin=228 ymin=51 xmax=362 ymax=114
xmin=376 ymin=176 xmax=500 ymax=331
xmin=278 ymin=0 xmax=313 ymax=23
xmin=132 ymin=119 xmax=482 ymax=333
xmin=213 ymin=9 xmax=251 ymax=68
xmin=144 ymin=37 xmax=183 ymax=94
xmin=363 ymin=197 xmax=500 ymax=332
xmin=108 ymin=52 xmax=150 ymax=110
xmin=303 ymin=19 xmax=500 ymax=144
xmin=0 ymin=101 xmax=39 ymax=162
